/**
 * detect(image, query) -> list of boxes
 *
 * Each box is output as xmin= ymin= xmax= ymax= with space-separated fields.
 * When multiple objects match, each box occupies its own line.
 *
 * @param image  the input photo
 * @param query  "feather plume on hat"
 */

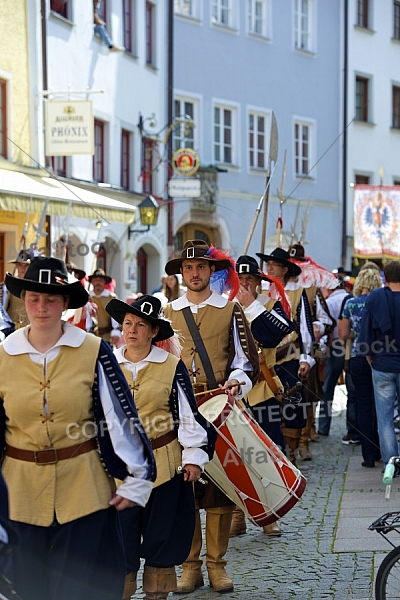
xmin=207 ymin=246 xmax=239 ymax=300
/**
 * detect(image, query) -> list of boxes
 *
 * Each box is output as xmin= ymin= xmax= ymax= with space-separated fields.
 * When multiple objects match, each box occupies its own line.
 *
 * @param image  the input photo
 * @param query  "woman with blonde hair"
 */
xmin=338 ymin=268 xmax=383 ymax=468
xmin=153 ymin=274 xmax=185 ymax=307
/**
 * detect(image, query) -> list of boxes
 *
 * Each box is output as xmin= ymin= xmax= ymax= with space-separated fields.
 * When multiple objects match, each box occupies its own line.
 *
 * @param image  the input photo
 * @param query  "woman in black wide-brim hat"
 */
xmin=0 ymin=256 xmax=156 ymax=600
xmin=106 ymin=295 xmax=215 ymax=600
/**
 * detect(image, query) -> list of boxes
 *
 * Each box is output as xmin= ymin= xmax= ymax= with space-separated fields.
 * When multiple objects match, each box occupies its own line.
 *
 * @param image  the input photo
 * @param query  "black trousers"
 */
xmin=120 ymin=473 xmax=195 ymax=572
xmin=11 ymin=508 xmax=125 ymax=600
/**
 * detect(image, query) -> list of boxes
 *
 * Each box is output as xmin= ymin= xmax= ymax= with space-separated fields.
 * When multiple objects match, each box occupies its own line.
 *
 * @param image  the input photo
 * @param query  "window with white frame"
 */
xmin=123 ymin=0 xmax=137 ymax=54
xmin=394 ymin=0 xmax=400 ymax=40
xmin=146 ymin=1 xmax=156 ymax=66
xmin=173 ymin=98 xmax=196 ymax=152
xmin=248 ymin=111 xmax=267 ymax=169
xmin=294 ymin=0 xmax=313 ymax=51
xmin=294 ymin=120 xmax=313 ymax=177
xmin=174 ymin=0 xmax=198 ymax=18
xmin=214 ymin=105 xmax=236 ymax=165
xmin=247 ymin=0 xmax=268 ymax=37
xmin=212 ymin=0 xmax=234 ymax=28
xmin=356 ymin=0 xmax=369 ymax=28
xmin=355 ymin=75 xmax=370 ymax=122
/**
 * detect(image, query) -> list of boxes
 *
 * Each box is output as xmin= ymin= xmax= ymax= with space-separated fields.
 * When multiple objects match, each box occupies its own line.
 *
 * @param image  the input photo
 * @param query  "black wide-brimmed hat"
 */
xmin=288 ymin=243 xmax=308 ymax=262
xmin=165 ymin=240 xmax=230 ymax=276
xmin=256 ymin=248 xmax=302 ymax=278
xmin=5 ymin=256 xmax=89 ymax=309
xmin=106 ymin=295 xmax=174 ymax=342
xmin=8 ymin=249 xmax=33 ymax=265
xmin=88 ymin=268 xmax=112 ymax=285
xmin=235 ymin=255 xmax=271 ymax=282
xmin=66 ymin=262 xmax=86 ymax=281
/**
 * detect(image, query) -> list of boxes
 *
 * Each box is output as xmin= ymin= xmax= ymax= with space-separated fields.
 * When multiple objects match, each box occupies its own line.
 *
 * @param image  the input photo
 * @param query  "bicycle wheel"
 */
xmin=375 ymin=546 xmax=400 ymax=599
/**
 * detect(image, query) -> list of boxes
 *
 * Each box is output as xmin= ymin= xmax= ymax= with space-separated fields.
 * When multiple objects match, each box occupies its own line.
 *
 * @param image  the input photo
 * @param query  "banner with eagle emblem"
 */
xmin=354 ymin=185 xmax=400 ymax=258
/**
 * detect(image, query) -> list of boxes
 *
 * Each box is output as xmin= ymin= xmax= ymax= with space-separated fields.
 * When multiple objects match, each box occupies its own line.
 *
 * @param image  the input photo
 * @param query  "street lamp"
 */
xmin=127 ymin=195 xmax=160 ymax=240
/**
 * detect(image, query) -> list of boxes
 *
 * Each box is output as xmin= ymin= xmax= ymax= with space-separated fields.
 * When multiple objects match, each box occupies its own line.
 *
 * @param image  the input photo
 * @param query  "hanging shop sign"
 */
xmin=171 ymin=148 xmax=200 ymax=177
xmin=45 ymin=100 xmax=94 ymax=156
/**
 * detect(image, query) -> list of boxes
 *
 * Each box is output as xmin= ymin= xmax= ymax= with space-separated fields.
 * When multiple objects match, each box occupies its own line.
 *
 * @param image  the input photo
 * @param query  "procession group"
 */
xmin=0 ymin=238 xmax=398 ymax=600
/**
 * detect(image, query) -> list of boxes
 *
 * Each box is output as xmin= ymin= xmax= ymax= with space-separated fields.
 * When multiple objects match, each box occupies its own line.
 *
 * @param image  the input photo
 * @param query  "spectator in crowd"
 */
xmin=153 ymin=274 xmax=185 ymax=307
xmin=93 ymin=0 xmax=125 ymax=51
xmin=359 ymin=260 xmax=400 ymax=466
xmin=339 ymin=268 xmax=382 ymax=467
xmin=0 ymin=256 xmax=156 ymax=600
xmin=317 ymin=278 xmax=352 ymax=437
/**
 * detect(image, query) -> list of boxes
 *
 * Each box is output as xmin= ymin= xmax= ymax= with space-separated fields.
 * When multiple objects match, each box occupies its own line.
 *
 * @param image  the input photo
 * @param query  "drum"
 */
xmin=198 ymin=390 xmax=306 ymax=526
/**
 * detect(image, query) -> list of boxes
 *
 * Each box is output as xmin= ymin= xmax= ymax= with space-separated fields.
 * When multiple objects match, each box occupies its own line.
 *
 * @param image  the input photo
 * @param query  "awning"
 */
xmin=0 ymin=169 xmax=138 ymax=224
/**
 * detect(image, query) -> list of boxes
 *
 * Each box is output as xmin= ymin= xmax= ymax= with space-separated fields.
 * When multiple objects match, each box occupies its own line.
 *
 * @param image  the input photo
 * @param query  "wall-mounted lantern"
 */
xmin=128 ymin=195 xmax=159 ymax=240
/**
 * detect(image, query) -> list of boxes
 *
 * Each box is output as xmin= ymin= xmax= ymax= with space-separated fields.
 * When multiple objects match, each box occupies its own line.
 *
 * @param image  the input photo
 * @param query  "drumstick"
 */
xmin=193 ymin=381 xmax=246 ymax=397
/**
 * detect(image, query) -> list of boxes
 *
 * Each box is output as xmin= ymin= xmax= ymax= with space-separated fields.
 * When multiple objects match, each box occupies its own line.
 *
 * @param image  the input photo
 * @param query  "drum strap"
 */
xmin=182 ymin=307 xmax=217 ymax=388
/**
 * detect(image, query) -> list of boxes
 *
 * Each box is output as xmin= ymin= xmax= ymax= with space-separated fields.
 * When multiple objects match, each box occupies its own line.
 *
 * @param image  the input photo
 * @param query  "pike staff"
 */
xmin=241 ymin=111 xmax=278 ymax=257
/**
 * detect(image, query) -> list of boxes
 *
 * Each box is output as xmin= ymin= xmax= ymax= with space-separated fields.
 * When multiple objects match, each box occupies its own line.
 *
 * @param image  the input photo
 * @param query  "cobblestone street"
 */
xmin=138 ymin=387 xmax=399 ymax=599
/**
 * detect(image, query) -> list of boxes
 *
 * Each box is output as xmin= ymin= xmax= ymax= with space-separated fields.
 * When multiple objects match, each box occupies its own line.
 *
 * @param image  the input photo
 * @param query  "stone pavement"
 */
xmin=138 ymin=387 xmax=400 ymax=599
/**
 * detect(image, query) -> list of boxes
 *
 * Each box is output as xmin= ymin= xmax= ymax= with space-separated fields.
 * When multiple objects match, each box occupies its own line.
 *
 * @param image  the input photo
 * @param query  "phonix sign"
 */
xmin=45 ymin=100 xmax=94 ymax=156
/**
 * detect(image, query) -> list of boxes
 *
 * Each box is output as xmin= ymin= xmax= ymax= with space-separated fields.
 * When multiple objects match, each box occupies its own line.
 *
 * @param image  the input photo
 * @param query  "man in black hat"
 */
xmin=0 ymin=249 xmax=33 ymax=334
xmin=257 ymin=248 xmax=314 ymax=464
xmin=163 ymin=240 xmax=259 ymax=595
xmin=88 ymin=268 xmax=121 ymax=345
xmin=232 ymin=255 xmax=295 ymax=537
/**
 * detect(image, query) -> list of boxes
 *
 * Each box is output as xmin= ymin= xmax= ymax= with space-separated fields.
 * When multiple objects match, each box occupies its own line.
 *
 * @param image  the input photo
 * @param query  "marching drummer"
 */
xmin=234 ymin=254 xmax=295 ymax=537
xmin=105 ymin=294 xmax=214 ymax=600
xmin=163 ymin=239 xmax=259 ymax=595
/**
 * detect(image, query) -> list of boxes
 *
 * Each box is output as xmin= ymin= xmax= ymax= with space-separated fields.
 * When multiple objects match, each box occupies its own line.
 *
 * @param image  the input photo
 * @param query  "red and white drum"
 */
xmin=198 ymin=390 xmax=306 ymax=526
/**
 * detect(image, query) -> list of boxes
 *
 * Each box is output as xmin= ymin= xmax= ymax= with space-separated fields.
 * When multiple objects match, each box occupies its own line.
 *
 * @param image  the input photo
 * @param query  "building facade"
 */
xmin=0 ymin=0 xmax=171 ymax=296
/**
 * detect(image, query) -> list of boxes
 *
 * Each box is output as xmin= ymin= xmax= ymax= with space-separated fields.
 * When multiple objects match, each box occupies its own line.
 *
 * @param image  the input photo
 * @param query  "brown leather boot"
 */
xmin=263 ymin=521 xmax=282 ymax=536
xmin=297 ymin=442 xmax=312 ymax=460
xmin=142 ymin=565 xmax=176 ymax=600
xmin=122 ymin=571 xmax=137 ymax=599
xmin=284 ymin=428 xmax=302 ymax=466
xmin=206 ymin=506 xmax=234 ymax=594
xmin=229 ymin=506 xmax=246 ymax=537
xmin=175 ymin=509 xmax=204 ymax=594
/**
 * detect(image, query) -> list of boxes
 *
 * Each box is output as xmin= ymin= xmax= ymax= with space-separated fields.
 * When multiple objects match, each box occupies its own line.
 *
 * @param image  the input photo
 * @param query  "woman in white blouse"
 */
xmin=106 ymin=295 xmax=213 ymax=600
xmin=0 ymin=256 xmax=156 ymax=600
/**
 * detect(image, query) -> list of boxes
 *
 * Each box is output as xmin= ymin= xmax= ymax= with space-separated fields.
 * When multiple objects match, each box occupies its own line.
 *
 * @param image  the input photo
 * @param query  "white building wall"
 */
xmin=346 ymin=0 xmax=400 ymax=264
xmin=30 ymin=0 xmax=171 ymax=296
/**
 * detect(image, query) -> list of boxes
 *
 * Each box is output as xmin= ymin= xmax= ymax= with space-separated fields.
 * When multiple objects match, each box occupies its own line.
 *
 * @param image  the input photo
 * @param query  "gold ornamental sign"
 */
xmin=172 ymin=148 xmax=200 ymax=177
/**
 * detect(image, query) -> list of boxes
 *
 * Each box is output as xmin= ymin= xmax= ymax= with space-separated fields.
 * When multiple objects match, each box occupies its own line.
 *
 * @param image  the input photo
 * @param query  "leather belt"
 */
xmin=5 ymin=438 xmax=97 ymax=465
xmin=150 ymin=430 xmax=178 ymax=450
xmin=258 ymin=366 xmax=277 ymax=383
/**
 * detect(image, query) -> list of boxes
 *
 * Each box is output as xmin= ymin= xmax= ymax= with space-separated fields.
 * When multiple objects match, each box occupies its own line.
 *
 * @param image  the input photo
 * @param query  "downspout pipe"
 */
xmin=341 ymin=0 xmax=348 ymax=269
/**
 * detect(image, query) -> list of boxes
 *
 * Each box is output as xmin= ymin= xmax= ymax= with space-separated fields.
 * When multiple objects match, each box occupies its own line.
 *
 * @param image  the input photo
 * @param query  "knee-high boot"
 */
xmin=229 ymin=506 xmax=246 ymax=537
xmin=142 ymin=565 xmax=177 ymax=600
xmin=284 ymin=428 xmax=302 ymax=465
xmin=205 ymin=506 xmax=234 ymax=594
xmin=175 ymin=508 xmax=204 ymax=594
xmin=122 ymin=571 xmax=137 ymax=599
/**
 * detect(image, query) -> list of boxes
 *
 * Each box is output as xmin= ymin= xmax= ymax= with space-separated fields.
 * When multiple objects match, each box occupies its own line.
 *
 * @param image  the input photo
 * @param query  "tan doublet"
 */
xmin=6 ymin=294 xmax=29 ymax=328
xmin=91 ymin=294 xmax=116 ymax=341
xmin=163 ymin=303 xmax=234 ymax=386
xmin=120 ymin=354 xmax=181 ymax=488
xmin=0 ymin=334 xmax=115 ymax=526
